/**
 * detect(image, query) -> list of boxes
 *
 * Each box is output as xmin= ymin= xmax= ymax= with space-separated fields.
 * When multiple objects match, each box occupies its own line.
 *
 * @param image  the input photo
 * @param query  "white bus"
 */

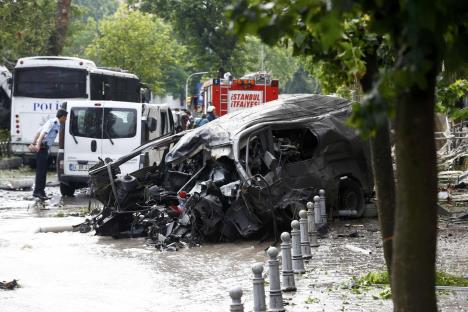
xmin=10 ymin=56 xmax=142 ymax=163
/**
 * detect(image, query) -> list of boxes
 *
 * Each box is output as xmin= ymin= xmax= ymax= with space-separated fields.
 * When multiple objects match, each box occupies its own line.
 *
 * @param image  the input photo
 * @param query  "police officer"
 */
xmin=29 ymin=109 xmax=68 ymax=200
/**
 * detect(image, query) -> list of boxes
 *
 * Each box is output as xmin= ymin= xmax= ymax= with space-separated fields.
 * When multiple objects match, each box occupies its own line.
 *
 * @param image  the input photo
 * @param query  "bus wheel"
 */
xmin=60 ymin=182 xmax=75 ymax=197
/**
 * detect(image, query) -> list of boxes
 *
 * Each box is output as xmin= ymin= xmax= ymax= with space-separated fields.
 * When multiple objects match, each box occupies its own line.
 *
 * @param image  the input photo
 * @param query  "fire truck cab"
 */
xmin=201 ymin=72 xmax=279 ymax=116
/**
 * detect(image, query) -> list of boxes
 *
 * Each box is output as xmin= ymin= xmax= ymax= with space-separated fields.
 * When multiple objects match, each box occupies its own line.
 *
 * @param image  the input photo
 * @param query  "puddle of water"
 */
xmin=0 ymin=211 xmax=269 ymax=312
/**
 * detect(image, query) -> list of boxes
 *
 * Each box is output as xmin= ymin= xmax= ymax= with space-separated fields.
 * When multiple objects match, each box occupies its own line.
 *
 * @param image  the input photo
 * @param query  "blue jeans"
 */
xmin=33 ymin=147 xmax=49 ymax=196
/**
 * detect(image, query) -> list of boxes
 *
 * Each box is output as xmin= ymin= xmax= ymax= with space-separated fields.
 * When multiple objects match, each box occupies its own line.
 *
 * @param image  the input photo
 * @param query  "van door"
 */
xmin=146 ymin=105 xmax=163 ymax=166
xmin=101 ymin=102 xmax=141 ymax=175
xmin=64 ymin=101 xmax=103 ymax=177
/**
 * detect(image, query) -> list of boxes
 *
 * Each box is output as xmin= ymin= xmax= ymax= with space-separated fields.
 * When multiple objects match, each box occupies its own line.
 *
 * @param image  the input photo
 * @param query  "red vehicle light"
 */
xmin=178 ymin=191 xmax=187 ymax=199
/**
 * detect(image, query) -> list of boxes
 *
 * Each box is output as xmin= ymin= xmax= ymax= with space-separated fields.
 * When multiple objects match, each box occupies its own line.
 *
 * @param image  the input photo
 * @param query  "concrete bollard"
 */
xmin=267 ymin=247 xmax=285 ymax=312
xmin=319 ymin=189 xmax=327 ymax=225
xmin=299 ymin=210 xmax=312 ymax=259
xmin=252 ymin=263 xmax=267 ymax=312
xmin=230 ymin=287 xmax=244 ymax=312
xmin=290 ymin=220 xmax=305 ymax=274
xmin=306 ymin=201 xmax=319 ymax=247
xmin=280 ymin=232 xmax=296 ymax=292
xmin=313 ymin=195 xmax=321 ymax=225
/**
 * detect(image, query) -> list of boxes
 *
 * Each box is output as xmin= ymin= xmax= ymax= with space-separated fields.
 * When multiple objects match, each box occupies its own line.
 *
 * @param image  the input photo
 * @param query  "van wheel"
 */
xmin=338 ymin=178 xmax=365 ymax=218
xmin=60 ymin=182 xmax=75 ymax=197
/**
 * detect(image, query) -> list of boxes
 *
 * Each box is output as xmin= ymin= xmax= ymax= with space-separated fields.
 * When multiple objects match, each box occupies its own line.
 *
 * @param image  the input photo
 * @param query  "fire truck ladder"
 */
xmin=219 ymin=84 xmax=230 ymax=115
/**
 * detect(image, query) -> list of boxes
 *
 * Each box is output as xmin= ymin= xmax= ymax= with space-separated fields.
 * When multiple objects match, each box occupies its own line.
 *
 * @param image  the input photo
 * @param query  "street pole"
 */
xmin=185 ymin=71 xmax=208 ymax=110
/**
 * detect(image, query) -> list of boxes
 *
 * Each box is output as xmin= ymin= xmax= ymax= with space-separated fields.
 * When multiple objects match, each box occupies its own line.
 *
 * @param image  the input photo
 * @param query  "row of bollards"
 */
xmin=229 ymin=190 xmax=327 ymax=311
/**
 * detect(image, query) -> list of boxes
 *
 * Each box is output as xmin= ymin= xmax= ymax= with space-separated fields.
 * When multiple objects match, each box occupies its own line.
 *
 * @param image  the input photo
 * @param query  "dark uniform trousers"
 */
xmin=33 ymin=145 xmax=49 ymax=196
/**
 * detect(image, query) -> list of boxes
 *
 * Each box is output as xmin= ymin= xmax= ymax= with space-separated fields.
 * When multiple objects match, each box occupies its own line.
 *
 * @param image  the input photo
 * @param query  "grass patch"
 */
xmin=349 ymin=271 xmax=468 ymax=299
xmin=436 ymin=272 xmax=468 ymax=287
xmin=353 ymin=271 xmax=468 ymax=287
xmin=305 ymin=296 xmax=320 ymax=304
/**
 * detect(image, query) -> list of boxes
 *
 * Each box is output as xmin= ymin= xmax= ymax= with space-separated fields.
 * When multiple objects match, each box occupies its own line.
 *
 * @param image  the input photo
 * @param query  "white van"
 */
xmin=57 ymin=100 xmax=174 ymax=196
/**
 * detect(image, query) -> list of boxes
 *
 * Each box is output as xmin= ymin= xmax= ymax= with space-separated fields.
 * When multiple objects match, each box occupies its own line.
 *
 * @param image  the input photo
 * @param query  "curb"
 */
xmin=0 ymin=157 xmax=23 ymax=170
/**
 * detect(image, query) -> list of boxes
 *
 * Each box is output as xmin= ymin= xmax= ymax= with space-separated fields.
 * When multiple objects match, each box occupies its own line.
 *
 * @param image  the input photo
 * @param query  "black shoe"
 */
xmin=33 ymin=193 xmax=49 ymax=201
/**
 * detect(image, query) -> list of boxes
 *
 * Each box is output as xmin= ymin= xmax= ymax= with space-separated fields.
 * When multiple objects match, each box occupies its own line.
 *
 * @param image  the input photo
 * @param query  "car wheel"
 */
xmin=338 ymin=178 xmax=365 ymax=217
xmin=60 ymin=182 xmax=75 ymax=197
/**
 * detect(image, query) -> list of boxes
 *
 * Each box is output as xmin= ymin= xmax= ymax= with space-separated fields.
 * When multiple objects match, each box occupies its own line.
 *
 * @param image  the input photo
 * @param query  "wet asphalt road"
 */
xmin=0 ymin=169 xmax=467 ymax=311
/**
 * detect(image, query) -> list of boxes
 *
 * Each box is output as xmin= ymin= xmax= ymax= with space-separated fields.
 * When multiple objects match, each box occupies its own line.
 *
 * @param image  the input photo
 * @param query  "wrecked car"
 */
xmin=86 ymin=94 xmax=373 ymax=248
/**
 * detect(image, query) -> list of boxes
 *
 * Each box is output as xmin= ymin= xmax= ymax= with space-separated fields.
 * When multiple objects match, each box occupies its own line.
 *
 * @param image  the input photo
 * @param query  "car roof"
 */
xmin=165 ymin=94 xmax=352 ymax=163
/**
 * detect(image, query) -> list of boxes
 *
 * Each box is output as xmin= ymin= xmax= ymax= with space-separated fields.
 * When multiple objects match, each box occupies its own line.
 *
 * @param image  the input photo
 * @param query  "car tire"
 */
xmin=338 ymin=178 xmax=365 ymax=218
xmin=60 ymin=182 xmax=75 ymax=197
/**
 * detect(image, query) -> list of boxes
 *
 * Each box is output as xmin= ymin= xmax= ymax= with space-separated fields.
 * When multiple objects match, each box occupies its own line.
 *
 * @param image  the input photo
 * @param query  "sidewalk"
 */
xmin=251 ymin=218 xmax=468 ymax=312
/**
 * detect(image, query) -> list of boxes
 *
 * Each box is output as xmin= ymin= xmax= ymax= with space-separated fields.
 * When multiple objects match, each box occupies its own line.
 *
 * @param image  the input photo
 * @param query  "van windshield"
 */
xmin=14 ymin=67 xmax=87 ymax=98
xmin=70 ymin=107 xmax=137 ymax=139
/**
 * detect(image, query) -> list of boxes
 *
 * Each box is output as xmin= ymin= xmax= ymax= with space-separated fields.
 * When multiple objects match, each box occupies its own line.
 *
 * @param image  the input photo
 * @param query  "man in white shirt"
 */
xmin=29 ymin=109 xmax=68 ymax=200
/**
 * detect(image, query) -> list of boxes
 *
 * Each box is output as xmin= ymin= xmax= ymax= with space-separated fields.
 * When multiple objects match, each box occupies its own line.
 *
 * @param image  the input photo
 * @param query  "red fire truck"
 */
xmin=200 ymin=72 xmax=279 ymax=116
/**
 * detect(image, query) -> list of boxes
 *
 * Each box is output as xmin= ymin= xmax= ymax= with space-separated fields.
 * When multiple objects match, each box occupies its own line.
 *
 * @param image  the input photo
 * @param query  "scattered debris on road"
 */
xmin=0 ymin=279 xmax=19 ymax=290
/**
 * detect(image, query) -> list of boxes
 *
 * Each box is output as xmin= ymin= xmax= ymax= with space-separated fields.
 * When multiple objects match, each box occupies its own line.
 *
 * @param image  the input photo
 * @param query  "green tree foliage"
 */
xmin=235 ymin=36 xmax=318 ymax=93
xmin=135 ymin=0 xmax=239 ymax=76
xmin=63 ymin=16 xmax=98 ymax=57
xmin=63 ymin=0 xmax=118 ymax=56
xmin=85 ymin=6 xmax=185 ymax=96
xmin=134 ymin=0 xmax=313 ymax=95
xmin=436 ymin=79 xmax=468 ymax=120
xmin=73 ymin=0 xmax=118 ymax=22
xmin=0 ymin=0 xmax=56 ymax=61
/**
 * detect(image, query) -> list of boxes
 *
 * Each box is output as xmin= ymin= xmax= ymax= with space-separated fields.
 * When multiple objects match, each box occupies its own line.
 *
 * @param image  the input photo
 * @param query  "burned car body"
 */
xmin=87 ymin=94 xmax=373 ymax=246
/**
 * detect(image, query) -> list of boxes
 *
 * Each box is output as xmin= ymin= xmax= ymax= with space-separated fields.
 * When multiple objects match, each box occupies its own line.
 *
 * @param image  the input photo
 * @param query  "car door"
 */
xmin=100 ymin=101 xmax=141 ymax=175
xmin=64 ymin=101 xmax=103 ymax=177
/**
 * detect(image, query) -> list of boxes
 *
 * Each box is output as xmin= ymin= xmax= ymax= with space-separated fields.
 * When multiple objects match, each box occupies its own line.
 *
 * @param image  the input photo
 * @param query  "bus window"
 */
xmin=14 ymin=67 xmax=87 ymax=99
xmin=90 ymin=74 xmax=105 ymax=100
xmin=91 ymin=74 xmax=140 ymax=102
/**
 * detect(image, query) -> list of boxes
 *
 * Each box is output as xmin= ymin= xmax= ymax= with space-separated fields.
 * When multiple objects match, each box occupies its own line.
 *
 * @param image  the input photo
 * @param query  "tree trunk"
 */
xmin=47 ymin=0 xmax=72 ymax=55
xmin=392 ymin=67 xmax=438 ymax=311
xmin=360 ymin=48 xmax=395 ymax=275
xmin=370 ymin=124 xmax=395 ymax=274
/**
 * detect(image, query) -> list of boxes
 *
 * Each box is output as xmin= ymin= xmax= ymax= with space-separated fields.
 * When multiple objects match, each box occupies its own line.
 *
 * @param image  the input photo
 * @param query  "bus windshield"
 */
xmin=14 ymin=67 xmax=87 ymax=98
